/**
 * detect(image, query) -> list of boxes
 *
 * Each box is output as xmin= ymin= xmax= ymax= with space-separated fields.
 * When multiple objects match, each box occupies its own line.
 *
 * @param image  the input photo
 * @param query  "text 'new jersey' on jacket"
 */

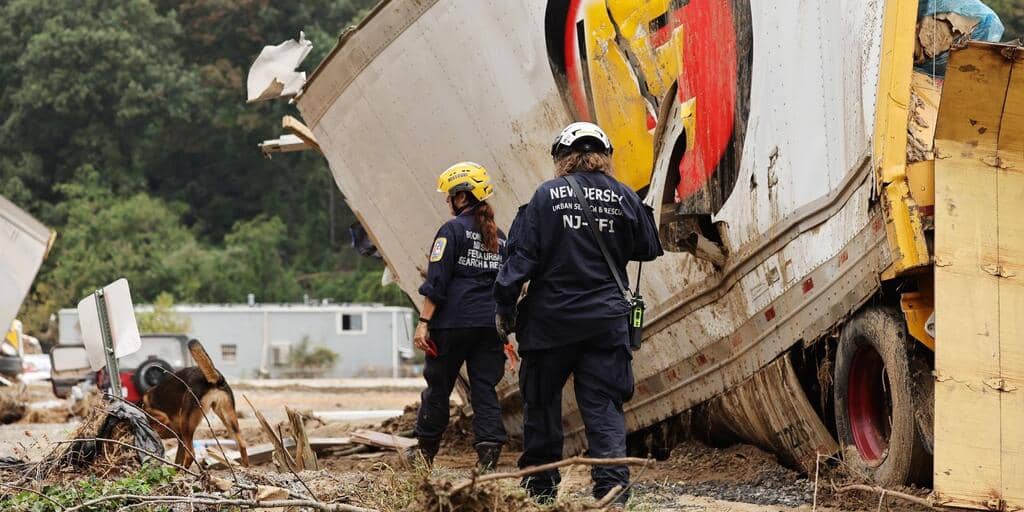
xmin=419 ymin=206 xmax=507 ymax=329
xmin=494 ymin=170 xmax=663 ymax=351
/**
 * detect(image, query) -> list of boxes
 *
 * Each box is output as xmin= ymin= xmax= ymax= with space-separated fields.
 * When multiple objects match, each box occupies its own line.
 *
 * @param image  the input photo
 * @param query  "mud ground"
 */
xmin=2 ymin=382 xmax=931 ymax=511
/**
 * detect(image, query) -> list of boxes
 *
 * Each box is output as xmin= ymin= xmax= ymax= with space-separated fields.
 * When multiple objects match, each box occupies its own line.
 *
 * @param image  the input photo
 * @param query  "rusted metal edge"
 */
xmin=561 ymin=205 xmax=890 ymax=445
xmin=299 ymin=0 xmax=441 ymax=127
xmin=705 ymin=355 xmax=840 ymax=473
xmin=644 ymin=153 xmax=873 ymax=338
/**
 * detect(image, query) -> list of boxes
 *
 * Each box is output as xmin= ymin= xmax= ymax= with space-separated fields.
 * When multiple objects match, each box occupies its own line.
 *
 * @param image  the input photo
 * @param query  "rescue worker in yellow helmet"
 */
xmin=411 ymin=162 xmax=508 ymax=470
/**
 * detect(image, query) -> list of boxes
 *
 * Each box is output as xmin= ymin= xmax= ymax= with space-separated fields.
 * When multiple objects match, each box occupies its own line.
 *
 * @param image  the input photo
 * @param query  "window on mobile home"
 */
xmin=338 ymin=312 xmax=364 ymax=333
xmin=221 ymin=344 xmax=237 ymax=364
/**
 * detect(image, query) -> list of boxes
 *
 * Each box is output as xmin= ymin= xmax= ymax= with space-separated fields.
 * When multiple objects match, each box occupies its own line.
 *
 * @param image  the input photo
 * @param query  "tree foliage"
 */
xmin=288 ymin=337 xmax=340 ymax=378
xmin=0 ymin=0 xmax=402 ymax=334
xmin=987 ymin=0 xmax=1024 ymax=40
xmin=136 ymin=293 xmax=191 ymax=334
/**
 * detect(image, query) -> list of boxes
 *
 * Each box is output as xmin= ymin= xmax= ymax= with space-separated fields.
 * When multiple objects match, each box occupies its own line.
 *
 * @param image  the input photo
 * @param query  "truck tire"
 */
xmin=833 ymin=307 xmax=930 ymax=486
xmin=133 ymin=358 xmax=174 ymax=396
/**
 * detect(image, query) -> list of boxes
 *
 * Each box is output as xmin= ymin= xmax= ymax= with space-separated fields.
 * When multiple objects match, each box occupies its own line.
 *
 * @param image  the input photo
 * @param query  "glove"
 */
xmin=504 ymin=341 xmax=519 ymax=372
xmin=495 ymin=312 xmax=515 ymax=340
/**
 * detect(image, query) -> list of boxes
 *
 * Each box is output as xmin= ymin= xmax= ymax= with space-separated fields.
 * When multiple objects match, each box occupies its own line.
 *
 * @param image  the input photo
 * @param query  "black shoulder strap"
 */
xmin=564 ymin=175 xmax=631 ymax=300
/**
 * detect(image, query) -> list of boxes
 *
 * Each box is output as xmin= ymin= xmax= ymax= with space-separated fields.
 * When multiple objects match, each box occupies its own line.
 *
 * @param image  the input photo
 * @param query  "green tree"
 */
xmin=0 ymin=0 xmax=205 ymax=217
xmin=288 ymin=337 xmax=339 ymax=377
xmin=137 ymin=293 xmax=191 ymax=334
xmin=210 ymin=215 xmax=303 ymax=302
xmin=1 ymin=0 xmax=407 ymax=333
xmin=987 ymin=0 xmax=1024 ymax=40
xmin=35 ymin=168 xmax=196 ymax=312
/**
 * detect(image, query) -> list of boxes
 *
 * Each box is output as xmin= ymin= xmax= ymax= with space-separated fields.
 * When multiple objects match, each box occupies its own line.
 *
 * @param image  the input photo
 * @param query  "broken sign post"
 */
xmin=77 ymin=278 xmax=142 ymax=398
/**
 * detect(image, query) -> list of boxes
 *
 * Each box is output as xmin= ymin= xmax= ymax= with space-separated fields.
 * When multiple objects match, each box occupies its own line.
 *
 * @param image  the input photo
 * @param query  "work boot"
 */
xmin=522 ymin=474 xmax=558 ymax=504
xmin=474 ymin=442 xmax=502 ymax=472
xmin=406 ymin=437 xmax=440 ymax=467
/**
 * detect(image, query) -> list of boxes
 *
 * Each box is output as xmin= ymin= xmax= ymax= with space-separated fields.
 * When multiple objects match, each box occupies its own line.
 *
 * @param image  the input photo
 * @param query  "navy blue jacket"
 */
xmin=495 ymin=171 xmax=663 ymax=351
xmin=418 ymin=207 xmax=506 ymax=329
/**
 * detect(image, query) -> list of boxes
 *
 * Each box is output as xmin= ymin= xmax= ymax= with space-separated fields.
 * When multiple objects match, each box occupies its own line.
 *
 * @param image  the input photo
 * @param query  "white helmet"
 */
xmin=551 ymin=121 xmax=613 ymax=156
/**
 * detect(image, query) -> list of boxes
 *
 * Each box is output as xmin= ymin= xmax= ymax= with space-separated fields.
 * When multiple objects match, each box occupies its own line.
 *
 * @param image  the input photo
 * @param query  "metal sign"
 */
xmin=76 ymin=279 xmax=142 ymax=396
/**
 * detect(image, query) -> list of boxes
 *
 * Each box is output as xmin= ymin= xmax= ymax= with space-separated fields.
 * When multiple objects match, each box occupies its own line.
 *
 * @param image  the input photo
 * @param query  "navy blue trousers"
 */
xmin=414 ymin=327 xmax=508 ymax=445
xmin=518 ymin=336 xmax=634 ymax=503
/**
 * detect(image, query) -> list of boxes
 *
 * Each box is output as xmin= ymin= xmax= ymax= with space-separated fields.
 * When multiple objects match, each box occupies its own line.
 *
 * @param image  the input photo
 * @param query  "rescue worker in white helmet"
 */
xmin=495 ymin=122 xmax=663 ymax=505
xmin=411 ymin=162 xmax=508 ymax=470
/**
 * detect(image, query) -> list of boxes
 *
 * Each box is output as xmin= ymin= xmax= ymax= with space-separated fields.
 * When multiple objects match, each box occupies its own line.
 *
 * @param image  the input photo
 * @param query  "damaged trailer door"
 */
xmin=0 ymin=195 xmax=53 ymax=333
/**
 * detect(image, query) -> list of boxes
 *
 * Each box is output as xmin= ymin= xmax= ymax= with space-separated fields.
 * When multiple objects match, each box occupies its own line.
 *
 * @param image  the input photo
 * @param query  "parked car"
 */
xmin=50 ymin=334 xmax=192 ymax=402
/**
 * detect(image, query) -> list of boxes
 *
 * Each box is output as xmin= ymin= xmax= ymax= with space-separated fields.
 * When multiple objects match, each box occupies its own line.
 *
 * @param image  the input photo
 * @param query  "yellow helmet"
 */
xmin=436 ymin=161 xmax=494 ymax=201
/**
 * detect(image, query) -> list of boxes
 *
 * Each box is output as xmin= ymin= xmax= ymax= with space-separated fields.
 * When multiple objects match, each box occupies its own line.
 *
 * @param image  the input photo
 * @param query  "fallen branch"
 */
xmin=837 ymin=484 xmax=934 ymax=509
xmin=0 ymin=480 xmax=65 ymax=510
xmin=62 ymin=493 xmax=379 ymax=512
xmin=812 ymin=452 xmax=821 ymax=511
xmin=589 ymin=485 xmax=624 ymax=509
xmin=53 ymin=437 xmax=200 ymax=478
xmin=243 ymin=394 xmax=317 ymax=499
xmin=449 ymin=456 xmax=651 ymax=494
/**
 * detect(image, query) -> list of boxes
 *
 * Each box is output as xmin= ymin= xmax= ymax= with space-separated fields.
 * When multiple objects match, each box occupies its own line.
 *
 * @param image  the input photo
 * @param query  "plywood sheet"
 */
xmin=934 ymin=42 xmax=1022 ymax=511
xmin=997 ymin=159 xmax=1024 ymax=508
xmin=997 ymin=48 xmax=1024 ymax=510
xmin=999 ymin=53 xmax=1024 ymax=155
xmin=934 ymin=140 xmax=1001 ymax=509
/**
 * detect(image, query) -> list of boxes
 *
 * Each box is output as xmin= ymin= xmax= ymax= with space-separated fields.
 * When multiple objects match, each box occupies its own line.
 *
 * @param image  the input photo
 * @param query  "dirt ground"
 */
xmin=1 ymin=382 xmax=932 ymax=511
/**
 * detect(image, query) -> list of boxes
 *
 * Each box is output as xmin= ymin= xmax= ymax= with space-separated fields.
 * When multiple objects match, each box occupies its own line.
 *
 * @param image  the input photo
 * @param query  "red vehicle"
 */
xmin=51 ymin=334 xmax=192 ymax=402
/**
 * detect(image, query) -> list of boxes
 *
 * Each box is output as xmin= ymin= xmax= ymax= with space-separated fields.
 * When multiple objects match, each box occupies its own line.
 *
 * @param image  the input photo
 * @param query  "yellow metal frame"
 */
xmin=900 ymin=288 xmax=934 ymax=351
xmin=872 ymin=0 xmax=930 ymax=276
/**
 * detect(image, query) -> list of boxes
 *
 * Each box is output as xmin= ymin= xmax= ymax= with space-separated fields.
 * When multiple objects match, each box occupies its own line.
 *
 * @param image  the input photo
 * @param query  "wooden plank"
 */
xmin=999 ymin=53 xmax=1024 ymax=155
xmin=934 ymin=45 xmax=1009 ymax=150
xmin=934 ymin=141 xmax=1002 ymax=510
xmin=243 ymin=394 xmax=299 ymax=472
xmin=287 ymin=407 xmax=318 ymax=471
xmin=309 ymin=437 xmax=353 ymax=448
xmin=282 ymin=115 xmax=322 ymax=153
xmin=998 ymin=74 xmax=1024 ymax=507
xmin=933 ymin=44 xmax=1016 ymax=510
xmin=351 ymin=429 xmax=417 ymax=451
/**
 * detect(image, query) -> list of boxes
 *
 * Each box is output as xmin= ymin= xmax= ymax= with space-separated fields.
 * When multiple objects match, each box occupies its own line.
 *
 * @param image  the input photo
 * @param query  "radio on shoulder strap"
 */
xmin=564 ymin=175 xmax=646 ymax=350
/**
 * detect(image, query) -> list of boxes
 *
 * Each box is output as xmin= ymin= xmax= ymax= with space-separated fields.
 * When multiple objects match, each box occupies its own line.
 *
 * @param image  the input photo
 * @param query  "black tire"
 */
xmin=833 ymin=307 xmax=930 ymax=486
xmin=133 ymin=358 xmax=174 ymax=395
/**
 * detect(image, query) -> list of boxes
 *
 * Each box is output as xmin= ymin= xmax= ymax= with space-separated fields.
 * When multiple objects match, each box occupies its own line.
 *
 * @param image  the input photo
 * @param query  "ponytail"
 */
xmin=473 ymin=201 xmax=499 ymax=253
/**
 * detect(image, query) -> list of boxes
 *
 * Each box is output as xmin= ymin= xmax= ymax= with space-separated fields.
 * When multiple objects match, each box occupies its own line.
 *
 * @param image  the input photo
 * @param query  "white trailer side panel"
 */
xmin=299 ymin=0 xmax=889 ymax=455
xmin=0 ymin=195 xmax=51 ymax=331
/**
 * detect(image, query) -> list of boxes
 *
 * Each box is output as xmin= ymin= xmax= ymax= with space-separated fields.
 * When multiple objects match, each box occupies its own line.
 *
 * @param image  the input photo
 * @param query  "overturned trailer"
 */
xmin=282 ymin=0 xmax=1022 ymax=508
xmin=1 ymin=195 xmax=53 ymax=337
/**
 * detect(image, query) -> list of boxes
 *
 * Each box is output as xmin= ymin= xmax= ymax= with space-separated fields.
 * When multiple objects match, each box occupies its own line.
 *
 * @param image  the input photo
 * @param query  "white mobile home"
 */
xmin=59 ymin=303 xmax=415 ymax=379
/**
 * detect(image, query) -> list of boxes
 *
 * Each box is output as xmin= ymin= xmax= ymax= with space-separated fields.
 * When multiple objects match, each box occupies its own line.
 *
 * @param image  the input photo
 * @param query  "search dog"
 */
xmin=141 ymin=339 xmax=249 ymax=469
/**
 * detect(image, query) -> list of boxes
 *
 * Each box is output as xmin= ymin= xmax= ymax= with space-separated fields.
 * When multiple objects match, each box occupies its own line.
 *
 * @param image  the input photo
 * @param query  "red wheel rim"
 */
xmin=847 ymin=346 xmax=892 ymax=465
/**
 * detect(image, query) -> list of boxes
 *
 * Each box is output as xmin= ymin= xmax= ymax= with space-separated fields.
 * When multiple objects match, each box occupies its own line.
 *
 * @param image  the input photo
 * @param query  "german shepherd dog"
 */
xmin=142 ymin=339 xmax=249 ymax=469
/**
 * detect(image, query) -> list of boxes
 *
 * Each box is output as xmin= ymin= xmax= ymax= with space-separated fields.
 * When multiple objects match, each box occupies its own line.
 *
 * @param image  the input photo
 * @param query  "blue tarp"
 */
xmin=916 ymin=0 xmax=1005 ymax=76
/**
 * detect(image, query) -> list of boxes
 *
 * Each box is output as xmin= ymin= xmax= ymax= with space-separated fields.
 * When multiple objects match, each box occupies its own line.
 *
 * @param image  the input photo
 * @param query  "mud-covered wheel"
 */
xmin=134 ymin=358 xmax=173 ymax=396
xmin=834 ymin=307 xmax=930 ymax=486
